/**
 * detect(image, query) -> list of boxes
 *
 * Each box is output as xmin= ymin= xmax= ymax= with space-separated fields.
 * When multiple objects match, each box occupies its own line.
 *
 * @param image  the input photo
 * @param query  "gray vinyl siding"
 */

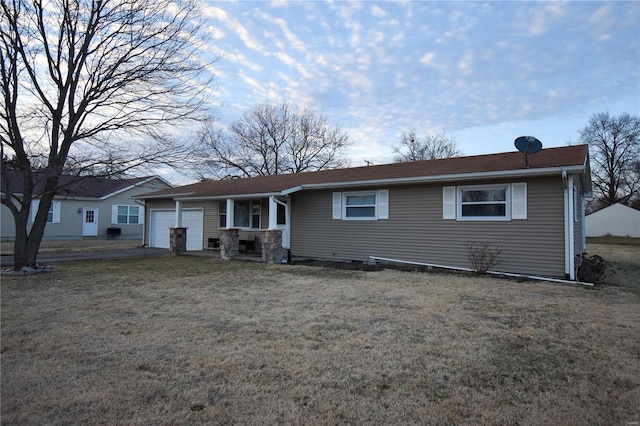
xmin=290 ymin=176 xmax=567 ymax=278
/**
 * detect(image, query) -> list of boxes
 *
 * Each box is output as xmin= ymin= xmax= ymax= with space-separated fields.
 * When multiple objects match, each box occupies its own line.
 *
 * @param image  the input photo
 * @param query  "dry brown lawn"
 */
xmin=2 ymin=248 xmax=639 ymax=425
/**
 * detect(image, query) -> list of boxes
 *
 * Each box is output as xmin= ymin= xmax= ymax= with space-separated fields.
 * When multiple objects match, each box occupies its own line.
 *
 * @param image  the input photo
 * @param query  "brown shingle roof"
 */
xmin=2 ymin=170 xmax=163 ymax=198
xmin=139 ymin=145 xmax=589 ymax=199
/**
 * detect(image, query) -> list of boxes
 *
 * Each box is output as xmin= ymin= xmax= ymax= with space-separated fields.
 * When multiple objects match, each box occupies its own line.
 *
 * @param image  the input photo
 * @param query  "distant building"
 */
xmin=1 ymin=172 xmax=172 ymax=241
xmin=586 ymin=203 xmax=640 ymax=238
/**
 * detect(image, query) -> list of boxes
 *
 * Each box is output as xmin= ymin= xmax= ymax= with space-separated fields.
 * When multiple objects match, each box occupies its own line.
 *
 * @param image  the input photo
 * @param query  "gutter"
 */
xmin=368 ymin=256 xmax=594 ymax=287
xmin=173 ymin=192 xmax=282 ymax=202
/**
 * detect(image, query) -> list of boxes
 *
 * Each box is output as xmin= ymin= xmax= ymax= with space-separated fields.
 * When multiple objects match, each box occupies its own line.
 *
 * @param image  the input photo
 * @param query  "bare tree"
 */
xmin=393 ymin=131 xmax=461 ymax=163
xmin=1 ymin=0 xmax=214 ymax=270
xmin=197 ymin=101 xmax=350 ymax=179
xmin=578 ymin=112 xmax=640 ymax=206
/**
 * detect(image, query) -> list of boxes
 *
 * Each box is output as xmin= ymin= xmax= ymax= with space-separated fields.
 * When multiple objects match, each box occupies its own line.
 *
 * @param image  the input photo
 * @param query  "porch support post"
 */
xmin=175 ymin=200 xmax=182 ymax=227
xmin=226 ymin=199 xmax=234 ymax=228
xmin=268 ymin=196 xmax=278 ymax=229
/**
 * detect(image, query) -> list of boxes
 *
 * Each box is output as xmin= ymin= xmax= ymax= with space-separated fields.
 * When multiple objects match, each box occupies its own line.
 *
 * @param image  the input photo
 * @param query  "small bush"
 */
xmin=576 ymin=254 xmax=606 ymax=284
xmin=466 ymin=241 xmax=504 ymax=274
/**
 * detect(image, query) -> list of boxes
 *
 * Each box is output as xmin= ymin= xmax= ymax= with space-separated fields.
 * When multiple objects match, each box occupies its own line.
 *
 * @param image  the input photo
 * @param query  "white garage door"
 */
xmin=149 ymin=209 xmax=204 ymax=250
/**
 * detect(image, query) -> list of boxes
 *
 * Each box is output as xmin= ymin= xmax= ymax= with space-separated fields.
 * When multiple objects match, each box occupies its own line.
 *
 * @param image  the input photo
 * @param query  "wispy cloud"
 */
xmin=257 ymin=11 xmax=307 ymax=51
xmin=199 ymin=0 xmax=639 ymax=162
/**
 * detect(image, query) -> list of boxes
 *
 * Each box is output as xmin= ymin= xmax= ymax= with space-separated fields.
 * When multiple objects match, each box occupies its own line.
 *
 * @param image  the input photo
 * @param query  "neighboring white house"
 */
xmin=1 ymin=172 xmax=173 ymax=241
xmin=586 ymin=203 xmax=640 ymax=238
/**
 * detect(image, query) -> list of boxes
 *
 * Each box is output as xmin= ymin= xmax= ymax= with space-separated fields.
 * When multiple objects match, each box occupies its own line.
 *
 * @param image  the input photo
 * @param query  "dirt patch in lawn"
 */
xmin=2 ymin=255 xmax=639 ymax=425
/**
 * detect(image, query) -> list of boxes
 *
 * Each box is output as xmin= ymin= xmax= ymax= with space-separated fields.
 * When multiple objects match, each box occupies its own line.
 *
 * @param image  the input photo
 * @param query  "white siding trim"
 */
xmin=511 ymin=182 xmax=527 ymax=219
xmin=378 ymin=190 xmax=389 ymax=220
xmin=442 ymin=186 xmax=456 ymax=219
xmin=564 ymin=174 xmax=575 ymax=279
xmin=332 ymin=192 xmax=342 ymax=219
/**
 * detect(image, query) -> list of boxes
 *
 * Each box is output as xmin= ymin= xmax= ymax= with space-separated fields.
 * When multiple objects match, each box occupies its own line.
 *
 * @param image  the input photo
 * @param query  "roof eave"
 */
xmin=283 ymin=165 xmax=587 ymax=193
xmin=136 ymin=192 xmax=196 ymax=200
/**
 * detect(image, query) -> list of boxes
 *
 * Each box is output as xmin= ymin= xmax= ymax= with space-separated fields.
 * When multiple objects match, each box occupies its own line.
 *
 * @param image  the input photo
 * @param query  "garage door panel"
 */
xmin=150 ymin=210 xmax=173 ymax=249
xmin=183 ymin=210 xmax=203 ymax=250
xmin=150 ymin=209 xmax=203 ymax=250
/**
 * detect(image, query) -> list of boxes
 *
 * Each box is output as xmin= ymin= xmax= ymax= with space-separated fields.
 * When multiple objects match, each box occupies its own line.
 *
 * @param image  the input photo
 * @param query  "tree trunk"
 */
xmin=11 ymin=206 xmax=47 ymax=270
xmin=10 ymin=183 xmax=55 ymax=271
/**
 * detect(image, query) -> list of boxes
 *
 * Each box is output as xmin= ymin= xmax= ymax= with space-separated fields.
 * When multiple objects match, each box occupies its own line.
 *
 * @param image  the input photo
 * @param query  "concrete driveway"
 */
xmin=1 ymin=247 xmax=170 ymax=270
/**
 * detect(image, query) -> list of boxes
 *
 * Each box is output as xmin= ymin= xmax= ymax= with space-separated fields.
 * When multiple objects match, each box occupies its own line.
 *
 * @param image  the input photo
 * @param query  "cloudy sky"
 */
xmin=198 ymin=0 xmax=639 ymax=167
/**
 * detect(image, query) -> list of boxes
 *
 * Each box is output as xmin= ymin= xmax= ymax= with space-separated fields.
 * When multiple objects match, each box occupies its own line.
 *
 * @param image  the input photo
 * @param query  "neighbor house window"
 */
xmin=113 ymin=205 xmax=140 ymax=224
xmin=458 ymin=184 xmax=509 ymax=220
xmin=46 ymin=203 xmax=55 ymax=222
xmin=332 ymin=190 xmax=389 ymax=220
xmin=30 ymin=200 xmax=61 ymax=223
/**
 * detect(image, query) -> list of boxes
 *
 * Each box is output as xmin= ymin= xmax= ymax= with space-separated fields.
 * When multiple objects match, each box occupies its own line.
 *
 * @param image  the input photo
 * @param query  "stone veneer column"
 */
xmin=262 ymin=229 xmax=283 ymax=264
xmin=170 ymin=227 xmax=187 ymax=255
xmin=219 ymin=228 xmax=239 ymax=260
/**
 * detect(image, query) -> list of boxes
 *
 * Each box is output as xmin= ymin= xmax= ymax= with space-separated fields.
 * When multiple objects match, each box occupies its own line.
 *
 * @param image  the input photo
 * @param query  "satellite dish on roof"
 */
xmin=514 ymin=136 xmax=542 ymax=168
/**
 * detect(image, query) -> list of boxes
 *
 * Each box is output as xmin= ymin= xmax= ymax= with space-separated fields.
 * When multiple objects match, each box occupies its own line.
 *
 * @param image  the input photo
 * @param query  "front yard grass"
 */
xmin=2 ymin=256 xmax=639 ymax=425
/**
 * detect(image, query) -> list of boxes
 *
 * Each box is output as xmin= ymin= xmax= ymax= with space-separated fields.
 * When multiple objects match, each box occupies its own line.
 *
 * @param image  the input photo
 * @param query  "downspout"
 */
xmin=567 ymin=174 xmax=576 ymax=280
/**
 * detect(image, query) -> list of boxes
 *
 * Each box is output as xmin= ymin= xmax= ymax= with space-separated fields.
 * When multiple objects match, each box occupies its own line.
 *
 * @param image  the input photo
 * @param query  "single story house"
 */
xmin=586 ymin=203 xmax=640 ymax=238
xmin=1 ymin=172 xmax=172 ymax=241
xmin=138 ymin=145 xmax=591 ymax=280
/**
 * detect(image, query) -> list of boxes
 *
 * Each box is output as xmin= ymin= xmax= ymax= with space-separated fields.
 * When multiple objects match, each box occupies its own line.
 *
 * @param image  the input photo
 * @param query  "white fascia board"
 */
xmin=281 ymin=185 xmax=303 ymax=195
xmin=174 ymin=192 xmax=281 ymax=202
xmin=283 ymin=166 xmax=585 ymax=193
xmin=136 ymin=192 xmax=196 ymax=200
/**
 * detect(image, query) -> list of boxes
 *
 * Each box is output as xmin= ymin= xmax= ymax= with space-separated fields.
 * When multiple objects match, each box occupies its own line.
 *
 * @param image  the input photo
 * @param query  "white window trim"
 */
xmin=333 ymin=190 xmax=389 ymax=221
xmin=457 ymin=184 xmax=511 ymax=221
xmin=112 ymin=204 xmax=142 ymax=225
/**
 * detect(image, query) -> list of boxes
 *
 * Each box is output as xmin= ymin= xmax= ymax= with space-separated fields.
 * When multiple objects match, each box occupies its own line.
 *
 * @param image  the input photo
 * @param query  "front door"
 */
xmin=82 ymin=208 xmax=99 ymax=236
